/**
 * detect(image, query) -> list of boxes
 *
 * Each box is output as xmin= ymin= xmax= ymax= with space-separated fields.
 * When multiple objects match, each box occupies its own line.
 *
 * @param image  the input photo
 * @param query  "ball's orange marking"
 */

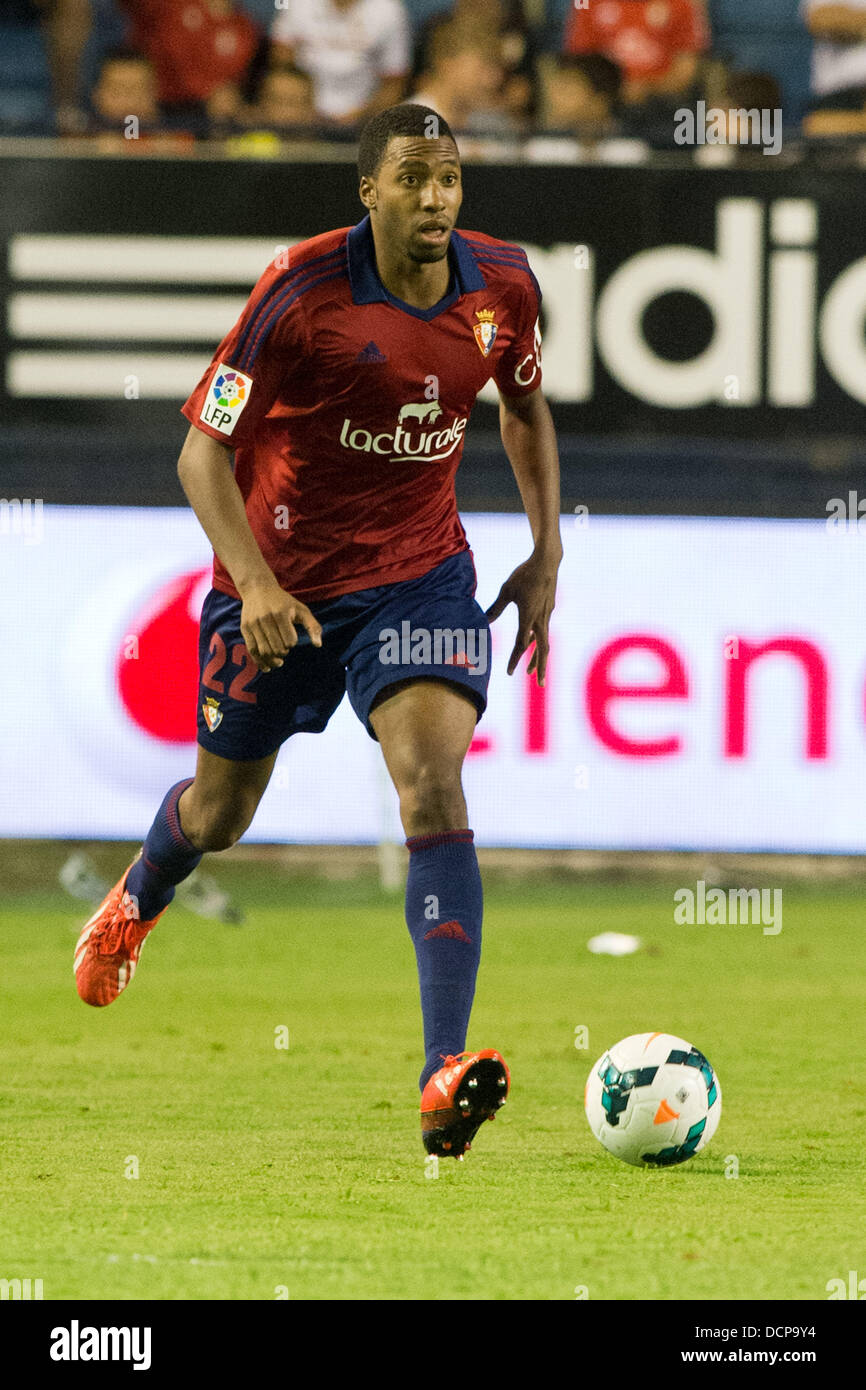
xmin=653 ymin=1098 xmax=680 ymax=1125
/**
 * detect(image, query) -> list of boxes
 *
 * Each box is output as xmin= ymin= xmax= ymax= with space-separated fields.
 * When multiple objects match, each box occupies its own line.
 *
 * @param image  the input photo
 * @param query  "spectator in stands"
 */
xmin=270 ymin=0 xmax=410 ymax=129
xmin=243 ymin=63 xmax=319 ymax=133
xmin=563 ymin=0 xmax=709 ymax=109
xmin=721 ymin=71 xmax=783 ymax=145
xmin=202 ymin=81 xmax=247 ymax=138
xmin=89 ymin=46 xmax=158 ymax=129
xmin=691 ymin=69 xmax=784 ymax=161
xmin=406 ymin=20 xmax=517 ymax=134
xmin=411 ymin=0 xmax=538 ymax=128
xmin=802 ymin=1 xmax=866 ymax=134
xmin=119 ymin=1 xmax=262 ymax=130
xmin=39 ymin=0 xmax=87 ymax=133
xmin=41 ymin=0 xmax=264 ymax=138
xmin=39 ymin=0 xmax=121 ymax=135
xmin=85 ymin=45 xmax=194 ymax=149
xmin=541 ymin=52 xmax=624 ymax=140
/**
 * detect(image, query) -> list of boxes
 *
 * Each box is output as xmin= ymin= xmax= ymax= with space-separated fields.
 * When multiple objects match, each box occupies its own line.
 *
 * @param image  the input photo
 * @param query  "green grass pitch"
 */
xmin=1 ymin=843 xmax=864 ymax=1301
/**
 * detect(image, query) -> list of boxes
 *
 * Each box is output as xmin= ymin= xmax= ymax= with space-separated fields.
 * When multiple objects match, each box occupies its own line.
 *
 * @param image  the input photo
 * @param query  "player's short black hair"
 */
xmin=357 ymin=104 xmax=458 ymax=181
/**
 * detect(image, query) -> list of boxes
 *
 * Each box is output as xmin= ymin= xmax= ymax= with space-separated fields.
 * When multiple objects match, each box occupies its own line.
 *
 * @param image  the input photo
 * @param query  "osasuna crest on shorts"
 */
xmin=201 ymin=697 xmax=223 ymax=732
xmin=182 ymin=215 xmax=543 ymax=604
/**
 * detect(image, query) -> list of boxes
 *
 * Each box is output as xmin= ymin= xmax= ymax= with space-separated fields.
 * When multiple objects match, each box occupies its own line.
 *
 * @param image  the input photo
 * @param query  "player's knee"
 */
xmin=397 ymin=762 xmax=465 ymax=823
xmin=194 ymin=822 xmax=244 ymax=853
xmin=183 ymin=796 xmax=258 ymax=852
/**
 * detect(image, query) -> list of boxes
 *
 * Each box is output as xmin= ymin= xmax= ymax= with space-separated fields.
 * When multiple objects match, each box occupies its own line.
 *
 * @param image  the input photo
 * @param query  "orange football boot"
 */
xmin=420 ymin=1049 xmax=510 ymax=1158
xmin=74 ymin=861 xmax=167 ymax=1007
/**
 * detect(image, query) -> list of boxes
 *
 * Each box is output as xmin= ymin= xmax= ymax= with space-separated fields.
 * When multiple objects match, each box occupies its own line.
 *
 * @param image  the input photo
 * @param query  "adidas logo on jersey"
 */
xmin=355 ymin=341 xmax=387 ymax=364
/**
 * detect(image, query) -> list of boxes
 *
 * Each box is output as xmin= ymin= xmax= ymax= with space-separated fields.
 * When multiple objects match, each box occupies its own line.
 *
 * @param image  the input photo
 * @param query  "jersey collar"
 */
xmin=346 ymin=214 xmax=486 ymax=321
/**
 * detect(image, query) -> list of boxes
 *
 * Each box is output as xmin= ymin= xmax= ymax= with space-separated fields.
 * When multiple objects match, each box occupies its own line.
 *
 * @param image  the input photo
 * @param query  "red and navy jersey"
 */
xmin=181 ymin=214 xmax=543 ymax=602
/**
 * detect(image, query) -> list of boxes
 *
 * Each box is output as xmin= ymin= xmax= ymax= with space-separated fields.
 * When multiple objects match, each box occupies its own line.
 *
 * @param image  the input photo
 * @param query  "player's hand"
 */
xmin=238 ymin=578 xmax=322 ymax=672
xmin=485 ymin=548 xmax=562 ymax=686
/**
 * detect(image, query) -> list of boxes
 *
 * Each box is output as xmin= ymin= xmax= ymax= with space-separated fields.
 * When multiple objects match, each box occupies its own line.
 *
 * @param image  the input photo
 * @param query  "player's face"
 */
xmin=365 ymin=137 xmax=463 ymax=265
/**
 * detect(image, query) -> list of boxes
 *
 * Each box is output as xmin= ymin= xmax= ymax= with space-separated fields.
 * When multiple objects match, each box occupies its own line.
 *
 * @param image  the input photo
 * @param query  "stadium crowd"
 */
xmin=0 ymin=1 xmax=864 ymax=152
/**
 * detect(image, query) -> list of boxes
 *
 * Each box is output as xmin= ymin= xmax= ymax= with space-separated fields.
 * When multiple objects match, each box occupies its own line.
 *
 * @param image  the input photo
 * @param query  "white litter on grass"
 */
xmin=587 ymin=932 xmax=642 ymax=956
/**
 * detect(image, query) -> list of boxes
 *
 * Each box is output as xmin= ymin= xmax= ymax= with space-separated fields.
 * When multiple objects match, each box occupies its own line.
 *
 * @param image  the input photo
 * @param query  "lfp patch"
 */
xmin=199 ymin=363 xmax=253 ymax=436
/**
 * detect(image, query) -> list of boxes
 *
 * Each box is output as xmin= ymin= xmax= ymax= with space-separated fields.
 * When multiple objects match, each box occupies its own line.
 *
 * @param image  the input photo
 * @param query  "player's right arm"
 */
xmin=177 ymin=424 xmax=322 ymax=672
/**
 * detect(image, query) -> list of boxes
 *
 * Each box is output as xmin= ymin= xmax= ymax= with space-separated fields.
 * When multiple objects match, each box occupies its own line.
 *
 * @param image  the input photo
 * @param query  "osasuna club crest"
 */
xmin=202 ymin=697 xmax=222 ymax=732
xmin=473 ymin=309 xmax=498 ymax=357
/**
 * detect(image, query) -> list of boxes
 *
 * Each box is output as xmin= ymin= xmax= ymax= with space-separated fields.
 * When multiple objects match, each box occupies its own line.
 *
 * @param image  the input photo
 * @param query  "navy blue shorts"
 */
xmin=196 ymin=548 xmax=492 ymax=761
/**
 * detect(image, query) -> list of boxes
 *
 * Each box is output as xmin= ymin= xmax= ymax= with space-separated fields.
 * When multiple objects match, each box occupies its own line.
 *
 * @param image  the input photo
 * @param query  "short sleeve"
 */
xmin=181 ymin=263 xmax=305 ymax=450
xmin=493 ymin=276 xmax=543 ymax=398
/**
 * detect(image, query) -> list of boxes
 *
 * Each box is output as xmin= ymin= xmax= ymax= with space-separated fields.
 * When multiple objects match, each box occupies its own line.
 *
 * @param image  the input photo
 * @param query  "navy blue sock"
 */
xmin=125 ymin=778 xmax=203 ymax=920
xmin=405 ymin=829 xmax=483 ymax=1092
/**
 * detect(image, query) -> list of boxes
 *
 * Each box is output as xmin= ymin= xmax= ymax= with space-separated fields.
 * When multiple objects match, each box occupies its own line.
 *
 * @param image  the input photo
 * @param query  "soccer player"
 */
xmin=74 ymin=103 xmax=563 ymax=1159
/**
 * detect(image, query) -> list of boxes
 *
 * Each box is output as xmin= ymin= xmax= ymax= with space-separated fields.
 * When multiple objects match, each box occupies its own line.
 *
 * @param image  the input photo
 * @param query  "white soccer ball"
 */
xmin=584 ymin=1032 xmax=722 ymax=1167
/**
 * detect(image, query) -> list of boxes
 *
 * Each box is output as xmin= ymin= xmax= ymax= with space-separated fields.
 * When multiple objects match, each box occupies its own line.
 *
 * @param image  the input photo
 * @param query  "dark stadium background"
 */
xmin=3 ymin=150 xmax=865 ymax=519
xmin=2 ymin=0 xmax=864 ymax=521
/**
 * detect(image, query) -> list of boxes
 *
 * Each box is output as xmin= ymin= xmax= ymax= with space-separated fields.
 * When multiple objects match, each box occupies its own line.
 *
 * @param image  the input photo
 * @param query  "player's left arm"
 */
xmin=487 ymin=385 xmax=563 ymax=687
